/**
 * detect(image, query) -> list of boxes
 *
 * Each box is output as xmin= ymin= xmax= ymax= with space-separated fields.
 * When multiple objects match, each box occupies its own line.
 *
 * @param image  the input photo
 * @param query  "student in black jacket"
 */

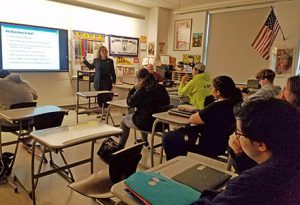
xmin=192 ymin=98 xmax=300 ymax=205
xmin=119 ymin=69 xmax=170 ymax=148
xmin=83 ymin=46 xmax=116 ymax=91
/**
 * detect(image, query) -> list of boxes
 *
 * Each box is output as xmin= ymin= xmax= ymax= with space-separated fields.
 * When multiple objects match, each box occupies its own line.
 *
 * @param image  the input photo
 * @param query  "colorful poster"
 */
xmin=182 ymin=54 xmax=201 ymax=65
xmin=116 ymin=57 xmax=135 ymax=65
xmin=140 ymin=36 xmax=147 ymax=43
xmin=158 ymin=42 xmax=166 ymax=54
xmin=275 ymin=48 xmax=294 ymax=75
xmin=174 ymin=19 xmax=192 ymax=51
xmin=73 ymin=30 xmax=104 ymax=66
xmin=192 ymin=33 xmax=202 ymax=47
xmin=148 ymin=42 xmax=155 ymax=56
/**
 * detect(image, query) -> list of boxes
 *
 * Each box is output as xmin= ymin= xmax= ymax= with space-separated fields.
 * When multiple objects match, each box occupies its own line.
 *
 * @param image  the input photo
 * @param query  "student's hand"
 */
xmin=134 ymin=81 xmax=142 ymax=89
xmin=181 ymin=74 xmax=189 ymax=83
xmin=276 ymin=87 xmax=286 ymax=100
xmin=229 ymin=135 xmax=243 ymax=155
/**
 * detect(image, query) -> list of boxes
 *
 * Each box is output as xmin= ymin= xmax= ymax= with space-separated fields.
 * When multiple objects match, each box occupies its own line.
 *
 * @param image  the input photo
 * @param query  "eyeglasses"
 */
xmin=234 ymin=130 xmax=247 ymax=138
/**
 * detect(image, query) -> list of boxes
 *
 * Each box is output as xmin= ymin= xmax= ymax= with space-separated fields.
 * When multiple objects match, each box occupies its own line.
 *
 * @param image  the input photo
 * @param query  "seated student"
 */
xmin=119 ymin=69 xmax=170 ymax=148
xmin=178 ymin=63 xmax=211 ymax=109
xmin=248 ymin=69 xmax=281 ymax=99
xmin=0 ymin=71 xmax=38 ymax=110
xmin=192 ymin=98 xmax=300 ymax=205
xmin=146 ymin=64 xmax=163 ymax=82
xmin=163 ymin=76 xmax=243 ymax=160
xmin=229 ymin=75 xmax=300 ymax=174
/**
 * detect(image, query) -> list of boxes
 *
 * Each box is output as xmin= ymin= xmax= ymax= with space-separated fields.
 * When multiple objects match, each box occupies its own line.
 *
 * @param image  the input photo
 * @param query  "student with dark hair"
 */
xmin=248 ymin=69 xmax=281 ymax=99
xmin=282 ymin=75 xmax=300 ymax=107
xmin=192 ymin=98 xmax=300 ymax=205
xmin=119 ymin=69 xmax=170 ymax=148
xmin=83 ymin=46 xmax=116 ymax=91
xmin=163 ymin=76 xmax=243 ymax=160
xmin=230 ymin=75 xmax=300 ymax=173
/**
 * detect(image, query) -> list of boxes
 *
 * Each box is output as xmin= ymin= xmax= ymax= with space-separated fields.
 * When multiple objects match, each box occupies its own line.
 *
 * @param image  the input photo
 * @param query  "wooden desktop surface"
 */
xmin=31 ymin=121 xmax=122 ymax=149
xmin=77 ymin=91 xmax=115 ymax=98
xmin=153 ymin=111 xmax=190 ymax=125
xmin=0 ymin=105 xmax=67 ymax=122
xmin=107 ymin=99 xmax=129 ymax=108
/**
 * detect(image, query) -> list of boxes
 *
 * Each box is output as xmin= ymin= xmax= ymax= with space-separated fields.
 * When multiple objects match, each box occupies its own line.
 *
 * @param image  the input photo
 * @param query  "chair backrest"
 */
xmin=109 ymin=142 xmax=145 ymax=184
xmin=33 ymin=111 xmax=65 ymax=130
xmin=10 ymin=102 xmax=37 ymax=109
xmin=97 ymin=92 xmax=114 ymax=108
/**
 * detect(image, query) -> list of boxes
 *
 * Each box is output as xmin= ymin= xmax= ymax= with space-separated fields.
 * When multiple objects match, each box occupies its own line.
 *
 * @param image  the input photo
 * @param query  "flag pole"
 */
xmin=271 ymin=6 xmax=287 ymax=40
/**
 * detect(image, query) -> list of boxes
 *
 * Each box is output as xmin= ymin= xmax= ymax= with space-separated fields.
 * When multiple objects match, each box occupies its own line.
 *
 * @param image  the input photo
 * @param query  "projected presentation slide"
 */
xmin=1 ymin=23 xmax=60 ymax=70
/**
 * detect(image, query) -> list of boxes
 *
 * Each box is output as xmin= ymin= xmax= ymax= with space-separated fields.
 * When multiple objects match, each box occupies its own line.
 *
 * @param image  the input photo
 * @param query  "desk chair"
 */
xmin=68 ymin=142 xmax=145 ymax=204
xmin=97 ymin=92 xmax=114 ymax=123
xmin=0 ymin=102 xmax=37 ymax=193
xmin=133 ymin=105 xmax=174 ymax=167
xmin=32 ymin=111 xmax=73 ymax=181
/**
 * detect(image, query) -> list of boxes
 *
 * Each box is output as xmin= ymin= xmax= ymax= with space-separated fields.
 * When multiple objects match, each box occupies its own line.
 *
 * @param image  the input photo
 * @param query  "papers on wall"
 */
xmin=160 ymin=55 xmax=170 ymax=65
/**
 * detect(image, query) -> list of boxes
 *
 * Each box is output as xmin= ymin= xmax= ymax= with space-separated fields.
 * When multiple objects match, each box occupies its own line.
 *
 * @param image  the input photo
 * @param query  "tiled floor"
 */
xmin=0 ymin=108 xmax=163 ymax=205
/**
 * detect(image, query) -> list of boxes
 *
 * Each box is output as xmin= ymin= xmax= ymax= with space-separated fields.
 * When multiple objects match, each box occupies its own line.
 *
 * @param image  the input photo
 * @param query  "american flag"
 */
xmin=252 ymin=9 xmax=280 ymax=60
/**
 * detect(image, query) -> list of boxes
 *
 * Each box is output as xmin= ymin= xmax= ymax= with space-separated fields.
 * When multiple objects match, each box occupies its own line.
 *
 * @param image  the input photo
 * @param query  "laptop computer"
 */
xmin=172 ymin=164 xmax=231 ymax=192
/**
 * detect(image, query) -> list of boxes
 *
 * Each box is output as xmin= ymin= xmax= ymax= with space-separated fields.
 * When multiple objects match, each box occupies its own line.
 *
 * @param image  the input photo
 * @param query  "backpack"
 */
xmin=0 ymin=152 xmax=15 ymax=182
xmin=97 ymin=137 xmax=121 ymax=164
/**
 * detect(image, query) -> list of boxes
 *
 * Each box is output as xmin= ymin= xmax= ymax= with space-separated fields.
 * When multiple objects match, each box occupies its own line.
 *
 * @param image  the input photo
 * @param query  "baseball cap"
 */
xmin=194 ymin=63 xmax=206 ymax=72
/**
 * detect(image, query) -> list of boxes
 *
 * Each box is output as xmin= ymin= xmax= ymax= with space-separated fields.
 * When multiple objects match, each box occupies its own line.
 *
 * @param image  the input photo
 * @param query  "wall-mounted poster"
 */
xmin=109 ymin=35 xmax=139 ymax=57
xmin=182 ymin=54 xmax=201 ymax=65
xmin=174 ymin=19 xmax=192 ymax=51
xmin=73 ymin=30 xmax=105 ymax=65
xmin=148 ymin=42 xmax=155 ymax=56
xmin=158 ymin=42 xmax=166 ymax=54
xmin=192 ymin=33 xmax=202 ymax=47
xmin=274 ymin=48 xmax=294 ymax=76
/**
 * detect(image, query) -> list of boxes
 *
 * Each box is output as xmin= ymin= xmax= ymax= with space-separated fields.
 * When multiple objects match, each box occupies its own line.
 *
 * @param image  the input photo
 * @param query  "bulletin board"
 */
xmin=72 ymin=30 xmax=105 ymax=66
xmin=109 ymin=35 xmax=139 ymax=57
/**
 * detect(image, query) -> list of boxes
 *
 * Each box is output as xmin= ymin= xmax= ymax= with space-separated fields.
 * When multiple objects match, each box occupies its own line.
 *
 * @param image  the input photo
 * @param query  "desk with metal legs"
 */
xmin=30 ymin=121 xmax=122 ymax=205
xmin=150 ymin=112 xmax=190 ymax=167
xmin=0 ymin=105 xmax=68 ymax=192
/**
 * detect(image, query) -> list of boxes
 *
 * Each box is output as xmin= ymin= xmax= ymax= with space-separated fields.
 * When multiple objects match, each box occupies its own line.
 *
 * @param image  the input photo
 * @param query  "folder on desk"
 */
xmin=172 ymin=164 xmax=231 ymax=192
xmin=124 ymin=172 xmax=201 ymax=205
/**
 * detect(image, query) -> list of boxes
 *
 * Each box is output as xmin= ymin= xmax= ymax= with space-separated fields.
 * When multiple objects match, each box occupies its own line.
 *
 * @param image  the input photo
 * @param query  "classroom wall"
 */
xmin=206 ymin=0 xmax=300 ymax=86
xmin=0 ymin=0 xmax=149 ymax=106
xmin=167 ymin=11 xmax=207 ymax=64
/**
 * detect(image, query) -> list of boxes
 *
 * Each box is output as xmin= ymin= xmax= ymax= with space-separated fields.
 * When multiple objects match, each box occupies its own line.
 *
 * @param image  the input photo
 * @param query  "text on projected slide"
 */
xmin=1 ymin=24 xmax=60 ymax=70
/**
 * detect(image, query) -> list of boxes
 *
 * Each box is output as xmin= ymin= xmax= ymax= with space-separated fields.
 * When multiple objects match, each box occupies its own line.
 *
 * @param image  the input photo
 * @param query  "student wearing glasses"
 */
xmin=163 ymin=76 xmax=243 ymax=159
xmin=192 ymin=98 xmax=300 ymax=205
xmin=229 ymin=75 xmax=300 ymax=173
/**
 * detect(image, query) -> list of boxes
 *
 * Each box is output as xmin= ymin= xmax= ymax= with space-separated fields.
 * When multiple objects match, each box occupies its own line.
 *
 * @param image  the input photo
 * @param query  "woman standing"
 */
xmin=83 ymin=46 xmax=116 ymax=91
